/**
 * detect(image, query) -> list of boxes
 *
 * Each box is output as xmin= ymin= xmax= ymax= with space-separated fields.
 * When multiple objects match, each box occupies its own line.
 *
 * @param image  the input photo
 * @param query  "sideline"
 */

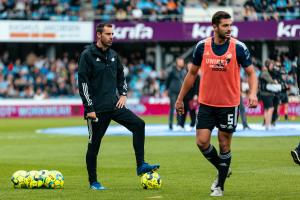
xmin=37 ymin=123 xmax=300 ymax=137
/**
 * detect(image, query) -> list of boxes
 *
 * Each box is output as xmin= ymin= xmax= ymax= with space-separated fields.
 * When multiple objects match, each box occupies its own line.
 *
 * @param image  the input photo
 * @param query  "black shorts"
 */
xmin=196 ymin=104 xmax=239 ymax=133
xmin=261 ymin=95 xmax=274 ymax=109
xmin=280 ymin=93 xmax=288 ymax=104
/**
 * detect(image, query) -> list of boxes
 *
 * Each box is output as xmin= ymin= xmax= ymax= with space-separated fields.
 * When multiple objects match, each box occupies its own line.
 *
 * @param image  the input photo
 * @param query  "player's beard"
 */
xmin=216 ymin=26 xmax=230 ymax=40
xmin=218 ymin=30 xmax=230 ymax=40
xmin=101 ymin=38 xmax=112 ymax=48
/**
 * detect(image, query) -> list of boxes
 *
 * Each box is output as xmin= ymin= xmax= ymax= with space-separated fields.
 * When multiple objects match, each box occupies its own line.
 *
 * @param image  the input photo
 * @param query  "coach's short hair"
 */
xmin=212 ymin=11 xmax=231 ymax=26
xmin=96 ymin=23 xmax=113 ymax=33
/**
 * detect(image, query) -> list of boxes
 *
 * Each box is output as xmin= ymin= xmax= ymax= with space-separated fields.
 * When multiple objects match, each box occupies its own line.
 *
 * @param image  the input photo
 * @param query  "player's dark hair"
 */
xmin=212 ymin=11 xmax=231 ymax=26
xmin=96 ymin=23 xmax=113 ymax=33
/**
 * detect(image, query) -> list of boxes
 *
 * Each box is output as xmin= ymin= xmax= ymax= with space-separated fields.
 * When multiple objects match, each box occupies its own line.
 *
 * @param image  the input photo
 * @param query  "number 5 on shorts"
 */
xmin=228 ymin=114 xmax=234 ymax=125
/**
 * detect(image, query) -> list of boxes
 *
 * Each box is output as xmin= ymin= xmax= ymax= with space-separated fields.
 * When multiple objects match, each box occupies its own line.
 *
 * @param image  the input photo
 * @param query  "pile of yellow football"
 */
xmin=11 ymin=170 xmax=64 ymax=189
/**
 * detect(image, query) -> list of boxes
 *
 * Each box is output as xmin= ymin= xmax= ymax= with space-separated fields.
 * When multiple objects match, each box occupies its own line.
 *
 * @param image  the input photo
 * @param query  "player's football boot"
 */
xmin=210 ymin=187 xmax=224 ymax=197
xmin=90 ymin=182 xmax=107 ymax=190
xmin=291 ymin=150 xmax=300 ymax=165
xmin=210 ymin=168 xmax=232 ymax=191
xmin=137 ymin=162 xmax=160 ymax=176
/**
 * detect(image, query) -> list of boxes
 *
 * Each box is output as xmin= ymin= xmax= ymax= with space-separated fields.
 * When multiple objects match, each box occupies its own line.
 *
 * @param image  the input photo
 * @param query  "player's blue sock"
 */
xmin=217 ymin=151 xmax=231 ymax=191
xmin=199 ymin=144 xmax=219 ymax=170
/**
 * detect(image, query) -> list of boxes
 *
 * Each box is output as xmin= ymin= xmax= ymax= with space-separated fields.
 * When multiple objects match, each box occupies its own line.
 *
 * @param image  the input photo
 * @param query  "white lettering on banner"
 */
xmin=18 ymin=106 xmax=71 ymax=117
xmin=288 ymin=104 xmax=300 ymax=115
xmin=277 ymin=22 xmax=300 ymax=38
xmin=192 ymin=24 xmax=238 ymax=39
xmin=0 ymin=106 xmax=17 ymax=117
xmin=113 ymin=23 xmax=153 ymax=40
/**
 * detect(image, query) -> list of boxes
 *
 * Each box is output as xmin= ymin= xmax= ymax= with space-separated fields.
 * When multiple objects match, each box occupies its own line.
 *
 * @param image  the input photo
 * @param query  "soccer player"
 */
xmin=175 ymin=11 xmax=258 ymax=196
xmin=165 ymin=57 xmax=187 ymax=131
xmin=78 ymin=23 xmax=159 ymax=190
xmin=291 ymin=55 xmax=300 ymax=165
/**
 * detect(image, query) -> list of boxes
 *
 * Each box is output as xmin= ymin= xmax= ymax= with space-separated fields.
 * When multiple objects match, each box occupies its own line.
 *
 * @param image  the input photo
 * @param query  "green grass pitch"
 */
xmin=0 ymin=116 xmax=300 ymax=200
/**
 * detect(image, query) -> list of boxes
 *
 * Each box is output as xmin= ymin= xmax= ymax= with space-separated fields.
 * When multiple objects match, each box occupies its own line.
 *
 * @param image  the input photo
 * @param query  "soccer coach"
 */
xmin=78 ymin=23 xmax=159 ymax=190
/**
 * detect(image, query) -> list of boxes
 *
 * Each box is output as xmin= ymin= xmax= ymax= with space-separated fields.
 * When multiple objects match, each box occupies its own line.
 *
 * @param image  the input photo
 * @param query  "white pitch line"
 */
xmin=36 ymin=123 xmax=300 ymax=137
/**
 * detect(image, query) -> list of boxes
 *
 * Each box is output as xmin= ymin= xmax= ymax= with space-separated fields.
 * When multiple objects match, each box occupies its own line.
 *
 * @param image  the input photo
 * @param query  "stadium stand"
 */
xmin=0 ymin=0 xmax=184 ymax=21
xmin=0 ymin=0 xmax=299 ymax=21
xmin=0 ymin=0 xmax=299 ymax=100
xmin=0 ymin=49 xmax=299 ymax=98
xmin=241 ymin=0 xmax=300 ymax=21
xmin=0 ymin=49 xmax=169 ymax=98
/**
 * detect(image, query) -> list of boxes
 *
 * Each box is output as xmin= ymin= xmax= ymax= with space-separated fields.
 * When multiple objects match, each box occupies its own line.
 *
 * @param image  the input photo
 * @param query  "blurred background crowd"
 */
xmin=0 ymin=49 xmax=167 ymax=99
xmin=0 ymin=49 xmax=299 ymax=99
xmin=0 ymin=0 xmax=299 ymax=101
xmin=0 ymin=0 xmax=299 ymax=21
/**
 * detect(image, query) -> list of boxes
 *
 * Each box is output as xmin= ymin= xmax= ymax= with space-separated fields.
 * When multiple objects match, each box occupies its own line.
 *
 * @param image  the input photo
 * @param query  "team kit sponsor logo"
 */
xmin=205 ymin=53 xmax=232 ymax=72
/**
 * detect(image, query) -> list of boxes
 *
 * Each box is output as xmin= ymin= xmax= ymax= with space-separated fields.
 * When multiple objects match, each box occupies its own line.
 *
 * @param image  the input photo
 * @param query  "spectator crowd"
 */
xmin=0 ymin=0 xmax=299 ymax=22
xmin=242 ymin=0 xmax=300 ymax=21
xmin=0 ymin=49 xmax=299 ymax=100
xmin=0 ymin=0 xmax=184 ymax=21
xmin=0 ymin=50 xmax=168 ymax=99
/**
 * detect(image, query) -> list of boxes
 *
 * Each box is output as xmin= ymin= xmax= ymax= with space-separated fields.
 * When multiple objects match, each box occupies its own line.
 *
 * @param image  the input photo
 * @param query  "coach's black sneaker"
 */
xmin=291 ymin=149 xmax=300 ymax=165
xmin=137 ymin=162 xmax=160 ymax=176
xmin=90 ymin=182 xmax=107 ymax=190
